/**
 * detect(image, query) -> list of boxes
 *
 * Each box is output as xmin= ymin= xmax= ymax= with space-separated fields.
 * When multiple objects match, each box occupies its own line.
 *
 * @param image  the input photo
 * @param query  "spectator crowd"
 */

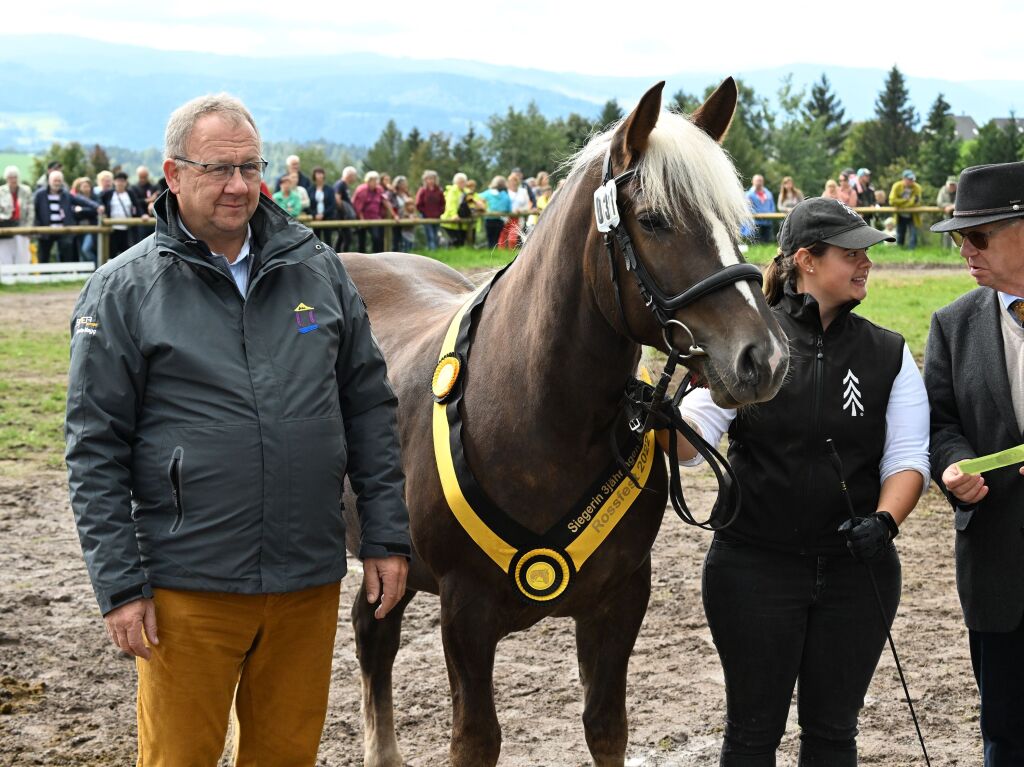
xmin=744 ymin=165 xmax=953 ymax=250
xmin=2 ymin=153 xmax=949 ymax=267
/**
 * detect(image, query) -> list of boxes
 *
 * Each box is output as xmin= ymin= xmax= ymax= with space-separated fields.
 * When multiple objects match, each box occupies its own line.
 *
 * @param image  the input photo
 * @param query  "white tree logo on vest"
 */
xmin=843 ymin=369 xmax=864 ymax=416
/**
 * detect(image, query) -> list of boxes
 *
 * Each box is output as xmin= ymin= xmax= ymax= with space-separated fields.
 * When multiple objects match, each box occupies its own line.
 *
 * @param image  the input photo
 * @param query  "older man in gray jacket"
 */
xmin=926 ymin=160 xmax=1024 ymax=766
xmin=65 ymin=93 xmax=410 ymax=765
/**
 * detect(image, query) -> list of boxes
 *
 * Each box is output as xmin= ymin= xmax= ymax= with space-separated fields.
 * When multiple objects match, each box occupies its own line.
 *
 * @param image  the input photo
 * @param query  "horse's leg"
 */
xmin=440 ymin=583 xmax=505 ymax=767
xmin=352 ymin=583 xmax=416 ymax=767
xmin=575 ymin=556 xmax=652 ymax=767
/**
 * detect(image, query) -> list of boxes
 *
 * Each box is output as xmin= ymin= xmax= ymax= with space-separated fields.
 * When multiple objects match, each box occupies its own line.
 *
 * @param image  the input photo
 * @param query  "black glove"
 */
xmin=838 ymin=511 xmax=899 ymax=561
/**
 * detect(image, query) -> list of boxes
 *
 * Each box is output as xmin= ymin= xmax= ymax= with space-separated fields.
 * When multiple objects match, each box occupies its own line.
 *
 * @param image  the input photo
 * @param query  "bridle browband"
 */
xmin=594 ymin=148 xmax=763 ymax=357
xmin=594 ymin=147 xmax=764 ymax=531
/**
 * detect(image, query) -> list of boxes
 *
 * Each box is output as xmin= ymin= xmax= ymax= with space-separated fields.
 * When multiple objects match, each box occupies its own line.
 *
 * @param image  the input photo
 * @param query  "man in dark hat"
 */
xmin=925 ymin=160 xmax=1024 ymax=766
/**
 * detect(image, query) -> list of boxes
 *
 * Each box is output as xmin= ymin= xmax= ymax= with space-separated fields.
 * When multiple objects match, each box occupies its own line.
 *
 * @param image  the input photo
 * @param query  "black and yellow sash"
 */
xmin=431 ymin=273 xmax=658 ymax=603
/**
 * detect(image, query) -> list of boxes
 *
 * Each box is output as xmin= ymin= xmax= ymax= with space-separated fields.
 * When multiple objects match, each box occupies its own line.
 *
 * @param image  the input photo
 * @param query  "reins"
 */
xmin=594 ymin=148 xmax=759 ymax=530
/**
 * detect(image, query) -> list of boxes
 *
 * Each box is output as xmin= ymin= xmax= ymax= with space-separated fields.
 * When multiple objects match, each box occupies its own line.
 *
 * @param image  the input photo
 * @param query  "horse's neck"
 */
xmin=467 ymin=184 xmax=638 ymax=441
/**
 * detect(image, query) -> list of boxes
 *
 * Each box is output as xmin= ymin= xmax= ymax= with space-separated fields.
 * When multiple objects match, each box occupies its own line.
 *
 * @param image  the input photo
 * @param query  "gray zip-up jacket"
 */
xmin=66 ymin=192 xmax=410 ymax=615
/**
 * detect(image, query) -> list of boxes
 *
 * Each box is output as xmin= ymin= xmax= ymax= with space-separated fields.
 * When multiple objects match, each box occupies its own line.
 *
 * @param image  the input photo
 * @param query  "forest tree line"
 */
xmin=29 ymin=66 xmax=1021 ymax=206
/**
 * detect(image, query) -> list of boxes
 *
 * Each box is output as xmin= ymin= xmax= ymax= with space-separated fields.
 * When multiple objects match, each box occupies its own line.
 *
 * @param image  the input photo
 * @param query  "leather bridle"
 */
xmin=593 ymin=148 xmax=763 ymax=357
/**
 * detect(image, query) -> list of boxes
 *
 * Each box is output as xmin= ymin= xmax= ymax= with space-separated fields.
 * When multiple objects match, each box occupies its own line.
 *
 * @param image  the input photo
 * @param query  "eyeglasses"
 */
xmin=174 ymin=156 xmax=268 ymax=183
xmin=951 ymin=218 xmax=1021 ymax=250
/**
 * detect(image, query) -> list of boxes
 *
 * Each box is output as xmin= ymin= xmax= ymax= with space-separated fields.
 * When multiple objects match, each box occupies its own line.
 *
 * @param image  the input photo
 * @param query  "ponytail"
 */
xmin=762 ymin=242 xmax=828 ymax=305
xmin=763 ymin=249 xmax=792 ymax=306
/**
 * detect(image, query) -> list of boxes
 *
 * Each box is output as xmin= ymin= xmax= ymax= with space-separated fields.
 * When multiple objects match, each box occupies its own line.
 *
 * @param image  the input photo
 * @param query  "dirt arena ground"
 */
xmin=0 ymin=287 xmax=981 ymax=766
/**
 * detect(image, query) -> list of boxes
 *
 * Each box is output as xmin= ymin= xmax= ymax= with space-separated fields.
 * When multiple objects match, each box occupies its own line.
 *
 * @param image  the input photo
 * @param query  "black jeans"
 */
xmin=702 ymin=537 xmax=901 ymax=766
xmin=970 ymin=616 xmax=1024 ymax=766
xmin=484 ymin=219 xmax=503 ymax=249
xmin=334 ymin=227 xmax=351 ymax=253
xmin=755 ymin=222 xmax=774 ymax=244
xmin=37 ymin=234 xmax=76 ymax=263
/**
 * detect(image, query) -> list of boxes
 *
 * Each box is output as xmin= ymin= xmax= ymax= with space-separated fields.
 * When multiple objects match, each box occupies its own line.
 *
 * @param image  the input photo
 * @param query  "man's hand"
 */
xmin=363 ymin=556 xmax=409 ymax=620
xmin=942 ymin=462 xmax=988 ymax=504
xmin=104 ymin=598 xmax=158 ymax=660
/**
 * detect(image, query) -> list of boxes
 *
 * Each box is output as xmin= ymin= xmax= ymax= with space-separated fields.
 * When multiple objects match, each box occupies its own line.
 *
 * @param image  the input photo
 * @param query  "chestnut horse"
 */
xmin=341 ymin=79 xmax=789 ymax=766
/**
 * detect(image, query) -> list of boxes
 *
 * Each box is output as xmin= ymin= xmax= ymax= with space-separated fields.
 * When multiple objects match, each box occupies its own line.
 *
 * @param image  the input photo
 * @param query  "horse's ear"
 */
xmin=691 ymin=77 xmax=737 ymax=144
xmin=613 ymin=81 xmax=664 ymax=170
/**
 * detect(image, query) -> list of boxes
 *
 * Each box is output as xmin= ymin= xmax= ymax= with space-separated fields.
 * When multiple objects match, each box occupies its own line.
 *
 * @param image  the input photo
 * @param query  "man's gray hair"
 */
xmin=3 ymin=165 xmax=19 ymax=179
xmin=164 ymin=93 xmax=261 ymax=160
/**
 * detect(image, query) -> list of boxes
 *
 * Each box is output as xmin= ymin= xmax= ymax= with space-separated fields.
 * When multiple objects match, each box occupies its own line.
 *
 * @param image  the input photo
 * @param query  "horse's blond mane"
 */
xmin=563 ymin=110 xmax=752 ymax=235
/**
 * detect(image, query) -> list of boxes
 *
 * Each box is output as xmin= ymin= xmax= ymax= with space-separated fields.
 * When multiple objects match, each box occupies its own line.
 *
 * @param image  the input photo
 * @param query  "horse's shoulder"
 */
xmin=337 ymin=252 xmax=475 ymax=359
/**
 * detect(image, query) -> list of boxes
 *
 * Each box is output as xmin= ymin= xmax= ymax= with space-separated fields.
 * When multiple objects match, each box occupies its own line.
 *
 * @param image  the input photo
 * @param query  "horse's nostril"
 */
xmin=737 ymin=343 xmax=767 ymax=387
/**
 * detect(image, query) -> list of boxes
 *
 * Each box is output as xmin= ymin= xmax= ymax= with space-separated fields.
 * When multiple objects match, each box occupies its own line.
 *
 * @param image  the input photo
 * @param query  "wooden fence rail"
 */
xmin=0 ymin=207 xmax=948 ymax=266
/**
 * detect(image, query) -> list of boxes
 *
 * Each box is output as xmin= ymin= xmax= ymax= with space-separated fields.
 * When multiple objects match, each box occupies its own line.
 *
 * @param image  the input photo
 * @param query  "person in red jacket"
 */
xmin=415 ymin=169 xmax=445 ymax=250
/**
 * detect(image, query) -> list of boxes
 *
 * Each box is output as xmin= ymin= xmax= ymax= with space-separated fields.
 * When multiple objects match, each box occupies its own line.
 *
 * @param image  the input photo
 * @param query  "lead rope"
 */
xmin=618 ymin=349 xmax=741 ymax=531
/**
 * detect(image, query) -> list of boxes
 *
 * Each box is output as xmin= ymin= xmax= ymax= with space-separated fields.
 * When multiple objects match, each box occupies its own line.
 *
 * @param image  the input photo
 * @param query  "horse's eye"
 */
xmin=636 ymin=213 xmax=667 ymax=231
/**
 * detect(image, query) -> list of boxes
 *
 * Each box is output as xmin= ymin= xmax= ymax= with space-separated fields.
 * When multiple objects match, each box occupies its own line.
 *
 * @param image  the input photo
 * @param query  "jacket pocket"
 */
xmin=135 ymin=423 xmax=263 ymax=582
xmin=167 ymin=446 xmax=185 ymax=534
xmin=954 ymin=506 xmax=975 ymax=532
xmin=284 ymin=416 xmax=347 ymax=578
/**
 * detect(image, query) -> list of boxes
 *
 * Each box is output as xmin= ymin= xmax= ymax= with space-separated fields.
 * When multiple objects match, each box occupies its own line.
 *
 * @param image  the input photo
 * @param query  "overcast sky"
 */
xmin=11 ymin=1 xmax=1022 ymax=82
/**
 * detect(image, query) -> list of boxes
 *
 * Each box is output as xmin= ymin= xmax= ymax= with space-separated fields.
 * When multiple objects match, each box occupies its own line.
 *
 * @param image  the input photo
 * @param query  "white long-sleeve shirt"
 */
xmin=680 ymin=342 xmax=931 ymax=494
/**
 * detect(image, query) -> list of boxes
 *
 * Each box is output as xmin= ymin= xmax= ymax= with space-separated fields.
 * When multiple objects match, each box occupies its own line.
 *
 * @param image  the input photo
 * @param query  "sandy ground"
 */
xmin=0 ymin=286 xmax=982 ymax=766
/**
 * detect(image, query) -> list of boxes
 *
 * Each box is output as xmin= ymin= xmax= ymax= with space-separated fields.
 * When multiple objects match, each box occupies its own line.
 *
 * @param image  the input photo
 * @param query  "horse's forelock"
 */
xmin=563 ymin=111 xmax=752 ymax=236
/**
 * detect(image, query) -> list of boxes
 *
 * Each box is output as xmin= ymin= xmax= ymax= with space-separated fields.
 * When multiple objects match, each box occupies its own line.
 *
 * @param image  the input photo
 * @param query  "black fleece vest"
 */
xmin=721 ymin=288 xmax=905 ymax=555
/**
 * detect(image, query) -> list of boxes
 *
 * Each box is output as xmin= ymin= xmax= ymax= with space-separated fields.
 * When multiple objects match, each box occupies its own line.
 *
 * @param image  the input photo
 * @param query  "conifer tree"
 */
xmin=560 ymin=113 xmax=595 ymax=151
xmin=870 ymin=66 xmax=919 ymax=170
xmin=365 ymin=120 xmax=404 ymax=174
xmin=917 ymin=94 xmax=960 ymax=187
xmin=88 ymin=144 xmax=110 ymax=175
xmin=801 ymin=74 xmax=850 ymax=160
xmin=404 ymin=127 xmax=423 ymax=157
xmin=668 ymin=89 xmax=701 ymax=115
xmin=451 ymin=125 xmax=490 ymax=183
xmin=964 ymin=114 xmax=1023 ymax=167
xmin=597 ymin=99 xmax=624 ymax=129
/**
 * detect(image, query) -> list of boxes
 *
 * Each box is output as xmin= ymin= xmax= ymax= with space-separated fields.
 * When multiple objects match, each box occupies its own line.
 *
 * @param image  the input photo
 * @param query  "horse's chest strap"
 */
xmin=431 ymin=271 xmax=658 ymax=605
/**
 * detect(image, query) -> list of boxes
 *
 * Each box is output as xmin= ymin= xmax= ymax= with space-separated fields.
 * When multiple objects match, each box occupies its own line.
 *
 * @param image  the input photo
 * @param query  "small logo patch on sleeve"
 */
xmin=74 ymin=316 xmax=99 ymax=336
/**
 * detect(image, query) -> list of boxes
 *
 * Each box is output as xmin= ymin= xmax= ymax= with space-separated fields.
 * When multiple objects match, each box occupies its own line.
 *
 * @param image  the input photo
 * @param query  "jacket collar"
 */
xmin=153 ymin=189 xmax=312 ymax=268
xmin=780 ymin=281 xmax=859 ymax=331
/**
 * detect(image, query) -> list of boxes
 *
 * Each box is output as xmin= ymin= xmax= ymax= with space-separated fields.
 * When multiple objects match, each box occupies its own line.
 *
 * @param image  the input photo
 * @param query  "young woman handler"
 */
xmin=679 ymin=197 xmax=930 ymax=766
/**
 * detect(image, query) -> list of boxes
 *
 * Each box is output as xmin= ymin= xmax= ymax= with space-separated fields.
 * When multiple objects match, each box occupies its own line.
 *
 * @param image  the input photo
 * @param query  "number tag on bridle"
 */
xmin=593 ymin=178 xmax=620 ymax=233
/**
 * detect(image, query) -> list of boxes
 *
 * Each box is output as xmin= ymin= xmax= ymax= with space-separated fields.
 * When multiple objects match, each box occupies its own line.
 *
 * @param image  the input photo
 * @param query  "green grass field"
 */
xmin=857 ymin=271 xmax=974 ymax=359
xmin=0 ymin=325 xmax=70 ymax=470
xmin=0 ymin=257 xmax=976 ymax=472
xmin=410 ymin=243 xmax=965 ymax=273
xmin=743 ymin=242 xmax=963 ymax=266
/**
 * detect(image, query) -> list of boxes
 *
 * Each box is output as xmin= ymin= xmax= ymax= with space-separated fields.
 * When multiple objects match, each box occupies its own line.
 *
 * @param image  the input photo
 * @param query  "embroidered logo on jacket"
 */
xmin=74 ymin=315 xmax=99 ymax=336
xmin=293 ymin=303 xmax=319 ymax=334
xmin=843 ymin=369 xmax=863 ymax=416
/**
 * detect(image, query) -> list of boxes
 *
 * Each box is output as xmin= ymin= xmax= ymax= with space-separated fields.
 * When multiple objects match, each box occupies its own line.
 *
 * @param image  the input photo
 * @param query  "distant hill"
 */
xmin=2 ymin=35 xmax=1021 ymax=152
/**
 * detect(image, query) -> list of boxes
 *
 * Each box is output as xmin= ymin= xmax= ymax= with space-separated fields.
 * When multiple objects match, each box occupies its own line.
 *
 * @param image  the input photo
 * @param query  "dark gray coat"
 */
xmin=66 ymin=192 xmax=410 ymax=615
xmin=925 ymin=287 xmax=1024 ymax=632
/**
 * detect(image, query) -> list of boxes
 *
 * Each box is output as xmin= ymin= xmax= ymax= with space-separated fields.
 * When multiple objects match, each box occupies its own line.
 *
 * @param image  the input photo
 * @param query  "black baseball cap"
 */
xmin=778 ymin=197 xmax=894 ymax=255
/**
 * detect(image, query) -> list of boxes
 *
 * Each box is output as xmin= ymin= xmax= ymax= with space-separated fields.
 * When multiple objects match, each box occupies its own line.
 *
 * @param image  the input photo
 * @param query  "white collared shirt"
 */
xmin=177 ymin=215 xmax=252 ymax=296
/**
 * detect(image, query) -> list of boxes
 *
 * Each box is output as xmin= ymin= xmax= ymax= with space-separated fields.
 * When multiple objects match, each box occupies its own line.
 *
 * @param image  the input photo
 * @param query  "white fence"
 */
xmin=0 ymin=261 xmax=95 ymax=285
